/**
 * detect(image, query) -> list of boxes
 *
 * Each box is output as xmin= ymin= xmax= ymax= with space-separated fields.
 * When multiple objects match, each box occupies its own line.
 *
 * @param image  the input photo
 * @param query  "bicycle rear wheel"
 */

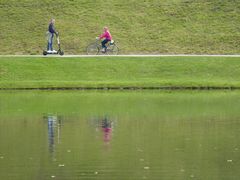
xmin=107 ymin=44 xmax=119 ymax=55
xmin=86 ymin=43 xmax=99 ymax=55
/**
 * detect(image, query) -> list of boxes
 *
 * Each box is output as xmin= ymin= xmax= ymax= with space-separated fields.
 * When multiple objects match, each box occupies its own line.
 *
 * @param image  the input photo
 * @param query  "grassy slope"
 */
xmin=0 ymin=0 xmax=239 ymax=55
xmin=1 ymin=56 xmax=240 ymax=89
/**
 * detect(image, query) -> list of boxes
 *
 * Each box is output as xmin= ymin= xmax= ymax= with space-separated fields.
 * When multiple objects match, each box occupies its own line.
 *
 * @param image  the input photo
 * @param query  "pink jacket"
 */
xmin=99 ymin=31 xmax=112 ymax=40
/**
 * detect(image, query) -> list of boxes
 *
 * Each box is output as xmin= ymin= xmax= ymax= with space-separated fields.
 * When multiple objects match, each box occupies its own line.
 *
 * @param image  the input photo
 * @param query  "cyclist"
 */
xmin=47 ymin=18 xmax=58 ymax=52
xmin=97 ymin=27 xmax=112 ymax=53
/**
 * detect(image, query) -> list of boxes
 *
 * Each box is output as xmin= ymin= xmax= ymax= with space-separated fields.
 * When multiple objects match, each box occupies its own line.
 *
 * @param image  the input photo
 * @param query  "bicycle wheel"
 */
xmin=106 ymin=44 xmax=119 ymax=55
xmin=86 ymin=43 xmax=99 ymax=55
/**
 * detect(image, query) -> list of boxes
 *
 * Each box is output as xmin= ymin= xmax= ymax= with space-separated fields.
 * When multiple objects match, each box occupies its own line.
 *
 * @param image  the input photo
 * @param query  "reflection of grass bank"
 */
xmin=1 ymin=56 xmax=240 ymax=89
xmin=1 ymin=90 xmax=240 ymax=180
xmin=1 ymin=91 xmax=240 ymax=118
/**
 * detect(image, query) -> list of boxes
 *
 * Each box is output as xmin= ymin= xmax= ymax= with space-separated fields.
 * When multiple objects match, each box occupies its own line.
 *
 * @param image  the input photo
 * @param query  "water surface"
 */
xmin=0 ymin=91 xmax=240 ymax=180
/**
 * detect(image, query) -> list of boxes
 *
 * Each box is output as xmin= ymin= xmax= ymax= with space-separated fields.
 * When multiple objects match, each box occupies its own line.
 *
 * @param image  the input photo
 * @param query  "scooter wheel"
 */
xmin=43 ymin=50 xmax=47 ymax=56
xmin=59 ymin=51 xmax=64 ymax=56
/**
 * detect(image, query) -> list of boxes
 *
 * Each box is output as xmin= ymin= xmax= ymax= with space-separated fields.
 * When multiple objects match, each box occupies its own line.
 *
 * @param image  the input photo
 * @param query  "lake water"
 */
xmin=0 ymin=91 xmax=240 ymax=180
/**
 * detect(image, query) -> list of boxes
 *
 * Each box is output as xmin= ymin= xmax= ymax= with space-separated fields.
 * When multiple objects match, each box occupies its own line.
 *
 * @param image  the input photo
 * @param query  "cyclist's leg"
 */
xmin=101 ymin=39 xmax=107 ymax=51
xmin=101 ymin=39 xmax=110 ymax=52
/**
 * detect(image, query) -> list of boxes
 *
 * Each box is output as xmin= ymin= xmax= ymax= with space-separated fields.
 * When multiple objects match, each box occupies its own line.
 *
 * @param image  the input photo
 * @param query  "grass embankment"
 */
xmin=0 ymin=0 xmax=239 ymax=54
xmin=0 ymin=56 xmax=240 ymax=89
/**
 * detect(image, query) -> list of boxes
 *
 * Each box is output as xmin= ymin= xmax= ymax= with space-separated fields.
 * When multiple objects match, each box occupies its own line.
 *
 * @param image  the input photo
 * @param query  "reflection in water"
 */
xmin=43 ymin=115 xmax=62 ymax=155
xmin=101 ymin=117 xmax=113 ymax=144
xmin=2 ymin=91 xmax=240 ymax=180
xmin=91 ymin=116 xmax=115 ymax=146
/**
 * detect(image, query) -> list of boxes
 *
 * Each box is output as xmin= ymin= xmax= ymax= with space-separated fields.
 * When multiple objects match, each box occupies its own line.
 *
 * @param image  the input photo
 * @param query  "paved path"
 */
xmin=0 ymin=54 xmax=240 ymax=58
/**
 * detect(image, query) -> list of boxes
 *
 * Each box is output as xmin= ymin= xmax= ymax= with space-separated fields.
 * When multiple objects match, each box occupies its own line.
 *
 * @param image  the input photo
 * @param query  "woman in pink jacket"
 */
xmin=98 ymin=27 xmax=112 ymax=53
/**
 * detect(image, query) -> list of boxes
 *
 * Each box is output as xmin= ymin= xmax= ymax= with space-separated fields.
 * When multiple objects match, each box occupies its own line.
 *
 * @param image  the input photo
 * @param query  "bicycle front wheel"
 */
xmin=107 ymin=44 xmax=119 ymax=55
xmin=86 ymin=43 xmax=99 ymax=55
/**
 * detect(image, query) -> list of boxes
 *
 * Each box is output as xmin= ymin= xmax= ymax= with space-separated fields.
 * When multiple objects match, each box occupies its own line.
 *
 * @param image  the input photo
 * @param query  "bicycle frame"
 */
xmin=86 ymin=39 xmax=119 ymax=55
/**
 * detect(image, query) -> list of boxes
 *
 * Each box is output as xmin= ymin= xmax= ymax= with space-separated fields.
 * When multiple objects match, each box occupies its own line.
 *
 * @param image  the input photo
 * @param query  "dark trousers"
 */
xmin=47 ymin=33 xmax=54 ymax=51
xmin=101 ymin=39 xmax=111 ymax=50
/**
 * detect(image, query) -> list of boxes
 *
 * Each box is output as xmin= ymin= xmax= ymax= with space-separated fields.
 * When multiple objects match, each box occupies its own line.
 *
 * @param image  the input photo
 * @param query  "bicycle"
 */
xmin=86 ymin=39 xmax=119 ymax=55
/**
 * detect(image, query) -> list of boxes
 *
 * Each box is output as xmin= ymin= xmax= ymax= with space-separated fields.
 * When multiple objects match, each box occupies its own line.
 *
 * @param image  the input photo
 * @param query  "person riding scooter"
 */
xmin=43 ymin=18 xmax=64 ymax=56
xmin=47 ymin=18 xmax=58 ymax=53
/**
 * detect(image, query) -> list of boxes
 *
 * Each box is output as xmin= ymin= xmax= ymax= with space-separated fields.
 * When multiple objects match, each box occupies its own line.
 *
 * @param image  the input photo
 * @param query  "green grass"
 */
xmin=1 ymin=56 xmax=240 ymax=89
xmin=0 ymin=0 xmax=239 ymax=54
